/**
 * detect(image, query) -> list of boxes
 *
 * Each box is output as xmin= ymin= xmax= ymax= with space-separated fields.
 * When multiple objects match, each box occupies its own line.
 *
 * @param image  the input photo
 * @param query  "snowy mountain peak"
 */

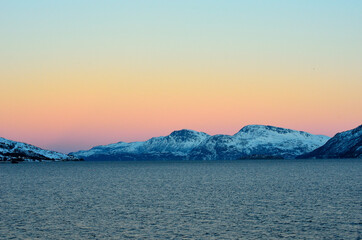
xmin=171 ymin=129 xmax=198 ymax=135
xmin=237 ymin=125 xmax=301 ymax=136
xmin=169 ymin=129 xmax=209 ymax=140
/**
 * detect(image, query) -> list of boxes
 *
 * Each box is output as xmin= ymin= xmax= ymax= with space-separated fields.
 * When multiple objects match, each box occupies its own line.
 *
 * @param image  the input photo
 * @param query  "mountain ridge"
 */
xmin=298 ymin=125 xmax=362 ymax=159
xmin=4 ymin=124 xmax=360 ymax=162
xmin=71 ymin=125 xmax=330 ymax=161
xmin=0 ymin=137 xmax=81 ymax=162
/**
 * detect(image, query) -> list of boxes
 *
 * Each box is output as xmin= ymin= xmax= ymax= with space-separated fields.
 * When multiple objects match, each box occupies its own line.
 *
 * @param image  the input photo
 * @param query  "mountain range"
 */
xmin=1 ymin=124 xmax=361 ymax=162
xmin=71 ymin=125 xmax=331 ymax=161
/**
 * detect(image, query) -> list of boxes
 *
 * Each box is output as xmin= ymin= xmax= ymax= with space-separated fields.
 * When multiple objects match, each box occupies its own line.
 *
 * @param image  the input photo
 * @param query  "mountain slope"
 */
xmin=72 ymin=129 xmax=210 ymax=161
xmin=298 ymin=125 xmax=362 ymax=159
xmin=0 ymin=137 xmax=80 ymax=162
xmin=71 ymin=125 xmax=330 ymax=161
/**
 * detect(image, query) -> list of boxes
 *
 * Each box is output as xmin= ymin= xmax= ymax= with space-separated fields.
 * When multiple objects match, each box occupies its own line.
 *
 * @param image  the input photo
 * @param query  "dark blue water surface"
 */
xmin=1 ymin=159 xmax=361 ymax=239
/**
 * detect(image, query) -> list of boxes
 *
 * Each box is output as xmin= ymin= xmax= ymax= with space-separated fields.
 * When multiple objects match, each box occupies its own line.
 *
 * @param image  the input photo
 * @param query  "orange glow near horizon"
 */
xmin=1 ymin=64 xmax=361 ymax=153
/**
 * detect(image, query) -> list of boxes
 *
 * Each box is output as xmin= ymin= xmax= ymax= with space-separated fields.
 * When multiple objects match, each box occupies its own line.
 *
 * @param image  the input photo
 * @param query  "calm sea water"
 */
xmin=0 ymin=160 xmax=361 ymax=239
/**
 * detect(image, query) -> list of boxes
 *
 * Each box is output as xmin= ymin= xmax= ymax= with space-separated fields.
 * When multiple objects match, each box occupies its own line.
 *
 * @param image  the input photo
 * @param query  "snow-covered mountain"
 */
xmin=71 ymin=125 xmax=330 ymax=161
xmin=189 ymin=125 xmax=330 ymax=160
xmin=0 ymin=137 xmax=80 ymax=162
xmin=298 ymin=125 xmax=362 ymax=159
xmin=71 ymin=129 xmax=210 ymax=161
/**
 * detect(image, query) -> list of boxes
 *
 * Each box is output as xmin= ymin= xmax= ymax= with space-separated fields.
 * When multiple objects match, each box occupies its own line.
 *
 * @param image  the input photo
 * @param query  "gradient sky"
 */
xmin=1 ymin=0 xmax=361 ymax=153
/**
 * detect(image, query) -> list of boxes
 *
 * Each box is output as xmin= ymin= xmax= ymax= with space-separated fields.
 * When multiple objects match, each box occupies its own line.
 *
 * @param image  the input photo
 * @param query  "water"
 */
xmin=0 ymin=160 xmax=361 ymax=239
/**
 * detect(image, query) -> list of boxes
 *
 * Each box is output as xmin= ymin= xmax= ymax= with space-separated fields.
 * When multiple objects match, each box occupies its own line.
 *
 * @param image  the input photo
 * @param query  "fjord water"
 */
xmin=1 ymin=160 xmax=361 ymax=239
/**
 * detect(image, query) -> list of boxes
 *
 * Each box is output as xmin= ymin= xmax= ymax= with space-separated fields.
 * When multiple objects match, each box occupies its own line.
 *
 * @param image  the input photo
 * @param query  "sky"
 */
xmin=0 ymin=0 xmax=361 ymax=153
